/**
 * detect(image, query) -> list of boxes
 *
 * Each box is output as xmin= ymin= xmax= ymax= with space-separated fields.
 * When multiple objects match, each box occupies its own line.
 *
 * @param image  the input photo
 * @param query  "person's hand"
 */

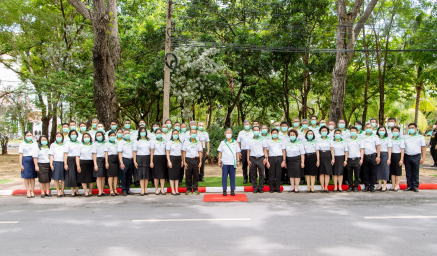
xmin=64 ymin=164 xmax=69 ymax=171
xmin=316 ymin=161 xmax=320 ymax=167
xmin=343 ymin=160 xmax=347 ymax=167
xmin=150 ymin=162 xmax=154 ymax=169
xmin=359 ymin=159 xmax=363 ymax=166
xmin=206 ymin=151 xmax=209 ymax=157
xmin=435 ymin=145 xmax=437 ymax=150
xmin=218 ymin=162 xmax=222 ymax=168
xmin=198 ymin=162 xmax=202 ymax=170
xmin=35 ymin=166 xmax=39 ymax=172
xmin=376 ymin=157 xmax=381 ymax=164
xmin=184 ymin=162 xmax=188 ymax=168
xmin=281 ymin=161 xmax=286 ymax=168
xmin=120 ymin=163 xmax=125 ymax=170
xmin=266 ymin=161 xmax=271 ymax=169
xmin=301 ymin=163 xmax=305 ymax=168
xmin=331 ymin=159 xmax=335 ymax=165
xmin=105 ymin=163 xmax=109 ymax=169
xmin=398 ymin=160 xmax=403 ymax=166
xmin=50 ymin=164 xmax=54 ymax=171
xmin=419 ymin=158 xmax=425 ymax=165
xmin=237 ymin=161 xmax=240 ymax=167
xmin=248 ymin=160 xmax=252 ymax=167
xmin=387 ymin=159 xmax=391 ymax=166
xmin=168 ymin=161 xmax=172 ymax=169
xmin=263 ymin=159 xmax=267 ymax=165
xmin=134 ymin=162 xmax=138 ymax=169
xmin=94 ymin=165 xmax=99 ymax=171
xmin=77 ymin=167 xmax=81 ymax=173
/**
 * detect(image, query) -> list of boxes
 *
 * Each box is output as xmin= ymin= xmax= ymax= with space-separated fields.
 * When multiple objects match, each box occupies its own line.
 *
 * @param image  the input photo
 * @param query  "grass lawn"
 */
xmin=0 ymin=180 xmax=14 ymax=185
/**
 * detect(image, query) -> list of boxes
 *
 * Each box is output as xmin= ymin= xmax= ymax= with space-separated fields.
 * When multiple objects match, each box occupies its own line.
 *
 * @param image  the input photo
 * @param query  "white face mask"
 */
xmin=329 ymin=125 xmax=335 ymax=130
xmin=434 ymin=125 xmax=437 ymax=129
xmin=226 ymin=134 xmax=232 ymax=139
xmin=388 ymin=122 xmax=395 ymax=127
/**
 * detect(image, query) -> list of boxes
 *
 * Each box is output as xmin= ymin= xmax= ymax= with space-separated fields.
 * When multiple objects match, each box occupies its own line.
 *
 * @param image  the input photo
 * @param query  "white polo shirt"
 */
xmin=151 ymin=139 xmax=167 ymax=156
xmin=218 ymin=139 xmax=241 ymax=165
xmin=104 ymin=141 xmax=119 ymax=156
xmin=92 ymin=141 xmax=107 ymax=158
xmin=378 ymin=137 xmax=392 ymax=153
xmin=133 ymin=139 xmax=152 ymax=156
xmin=117 ymin=139 xmax=134 ymax=158
xmin=246 ymin=136 xmax=265 ymax=157
xmin=362 ymin=134 xmax=380 ymax=155
xmin=263 ymin=138 xmax=285 ymax=157
xmin=391 ymin=137 xmax=405 ymax=154
xmin=197 ymin=130 xmax=210 ymax=149
xmin=316 ymin=137 xmax=331 ymax=151
xmin=404 ymin=134 xmax=426 ymax=156
xmin=64 ymin=140 xmax=81 ymax=157
xmin=284 ymin=139 xmax=305 ymax=157
xmin=303 ymin=139 xmax=317 ymax=154
xmin=166 ymin=140 xmax=183 ymax=156
xmin=237 ymin=130 xmax=254 ymax=150
xmin=78 ymin=143 xmax=94 ymax=160
xmin=346 ymin=137 xmax=364 ymax=159
xmin=18 ymin=141 xmax=38 ymax=157
xmin=34 ymin=146 xmax=50 ymax=164
xmin=49 ymin=142 xmax=65 ymax=162
xmin=278 ymin=131 xmax=289 ymax=141
xmin=338 ymin=129 xmax=351 ymax=140
xmin=330 ymin=139 xmax=348 ymax=156
xmin=182 ymin=139 xmax=203 ymax=158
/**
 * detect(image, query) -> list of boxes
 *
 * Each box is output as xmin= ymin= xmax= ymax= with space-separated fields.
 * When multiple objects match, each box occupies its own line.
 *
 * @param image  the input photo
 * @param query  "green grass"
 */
xmin=0 ymin=180 xmax=14 ymax=184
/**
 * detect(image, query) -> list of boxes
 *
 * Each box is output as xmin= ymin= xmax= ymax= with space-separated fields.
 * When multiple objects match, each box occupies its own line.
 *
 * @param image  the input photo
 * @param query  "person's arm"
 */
xmin=105 ymin=151 xmax=109 ymax=169
xmin=316 ymin=150 xmax=320 ymax=167
xmin=76 ymin=156 xmax=81 ymax=173
xmin=133 ymin=151 xmax=138 ymax=169
xmin=182 ymin=151 xmax=187 ymax=168
xmin=33 ymin=157 xmax=39 ymax=172
xmin=166 ymin=150 xmax=172 ymax=168
xmin=387 ymin=147 xmax=392 ymax=166
xmin=150 ymin=149 xmax=155 ymax=168
xmin=118 ymin=152 xmax=125 ymax=170
xmin=206 ymin=141 xmax=210 ymax=156
xmin=344 ymin=151 xmax=348 ymax=167
xmin=64 ymin=152 xmax=69 ymax=170
xmin=420 ymin=146 xmax=426 ymax=164
xmin=236 ymin=152 xmax=241 ymax=167
xmin=93 ymin=153 xmax=98 ymax=171
xmin=198 ymin=150 xmax=203 ymax=170
xmin=330 ymin=147 xmax=335 ymax=165
xmin=376 ymin=145 xmax=381 ymax=164
xmin=247 ymin=149 xmax=252 ymax=167
xmin=281 ymin=149 xmax=287 ymax=168
xmin=360 ymin=149 xmax=364 ymax=166
xmin=218 ymin=152 xmax=222 ymax=167
xmin=300 ymin=154 xmax=305 ymax=168
xmin=50 ymin=155 xmax=54 ymax=170
xmin=264 ymin=148 xmax=270 ymax=169
xmin=399 ymin=148 xmax=405 ymax=166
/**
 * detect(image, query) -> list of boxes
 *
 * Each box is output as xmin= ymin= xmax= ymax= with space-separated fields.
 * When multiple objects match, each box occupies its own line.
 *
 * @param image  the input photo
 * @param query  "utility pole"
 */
xmin=163 ymin=0 xmax=172 ymax=122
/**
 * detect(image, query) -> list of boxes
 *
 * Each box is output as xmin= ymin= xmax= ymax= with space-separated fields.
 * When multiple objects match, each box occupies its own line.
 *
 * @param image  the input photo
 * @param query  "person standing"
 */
xmin=197 ymin=121 xmax=210 ymax=182
xmin=237 ymin=120 xmax=253 ymax=184
xmin=89 ymin=118 xmax=99 ymax=138
xmin=346 ymin=127 xmax=364 ymax=192
xmin=77 ymin=121 xmax=88 ymax=142
xmin=353 ymin=121 xmax=366 ymax=139
xmin=64 ymin=130 xmax=81 ymax=197
xmin=218 ymin=129 xmax=241 ymax=196
xmin=403 ymin=123 xmax=426 ymax=192
xmin=330 ymin=129 xmax=349 ymax=192
xmin=428 ymin=122 xmax=437 ymax=167
xmin=370 ymin=118 xmax=378 ymax=134
xmin=92 ymin=131 xmax=107 ymax=197
xmin=106 ymin=120 xmax=118 ymax=141
xmin=166 ymin=129 xmax=183 ymax=195
xmin=362 ymin=123 xmax=381 ymax=192
xmin=161 ymin=123 xmax=172 ymax=141
xmin=49 ymin=132 xmax=66 ymax=197
xmin=263 ymin=129 xmax=286 ymax=193
xmin=299 ymin=119 xmax=310 ymax=141
xmin=278 ymin=121 xmax=290 ymax=184
xmin=133 ymin=127 xmax=152 ymax=196
xmin=150 ymin=128 xmax=167 ymax=195
xmin=390 ymin=126 xmax=405 ymax=191
xmin=309 ymin=116 xmax=320 ymax=136
xmin=327 ymin=120 xmax=336 ymax=138
xmin=284 ymin=129 xmax=305 ymax=193
xmin=292 ymin=117 xmax=301 ymax=130
xmin=19 ymin=131 xmax=38 ymax=198
xmin=387 ymin=117 xmax=404 ymax=139
xmin=148 ymin=122 xmax=160 ymax=141
xmin=69 ymin=120 xmax=77 ymax=132
xmin=182 ymin=129 xmax=203 ymax=195
xmin=376 ymin=126 xmax=392 ymax=192
xmin=303 ymin=130 xmax=318 ymax=193
xmin=76 ymin=133 xmax=94 ymax=197
xmin=61 ymin=123 xmax=70 ymax=139
xmin=33 ymin=135 xmax=51 ymax=198
xmin=124 ymin=119 xmax=137 ymax=141
xmin=261 ymin=125 xmax=271 ymax=185
xmin=247 ymin=126 xmax=265 ymax=193
xmin=118 ymin=129 xmax=135 ymax=196
xmin=105 ymin=131 xmax=119 ymax=196
xmin=316 ymin=126 xmax=334 ymax=192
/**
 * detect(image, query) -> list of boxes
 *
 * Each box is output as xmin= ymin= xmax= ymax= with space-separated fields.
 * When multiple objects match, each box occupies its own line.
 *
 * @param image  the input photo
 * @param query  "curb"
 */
xmin=2 ymin=183 xmax=437 ymax=196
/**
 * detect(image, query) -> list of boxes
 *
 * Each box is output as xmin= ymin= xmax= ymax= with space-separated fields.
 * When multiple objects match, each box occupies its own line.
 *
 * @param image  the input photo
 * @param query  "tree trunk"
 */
xmin=362 ymin=28 xmax=370 ymax=123
xmin=50 ymin=105 xmax=58 ymax=143
xmin=415 ymin=81 xmax=423 ymax=124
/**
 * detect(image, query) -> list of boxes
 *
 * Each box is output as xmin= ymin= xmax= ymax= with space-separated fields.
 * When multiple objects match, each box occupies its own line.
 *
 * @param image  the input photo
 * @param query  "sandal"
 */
xmin=160 ymin=191 xmax=166 ymax=195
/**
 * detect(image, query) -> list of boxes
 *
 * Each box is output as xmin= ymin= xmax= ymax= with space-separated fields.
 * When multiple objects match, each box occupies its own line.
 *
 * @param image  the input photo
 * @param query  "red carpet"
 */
xmin=203 ymin=194 xmax=248 ymax=202
xmin=399 ymin=184 xmax=437 ymax=189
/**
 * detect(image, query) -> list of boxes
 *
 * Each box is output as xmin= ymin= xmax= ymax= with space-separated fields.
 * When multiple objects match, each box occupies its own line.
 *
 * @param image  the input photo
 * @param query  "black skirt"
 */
xmin=286 ymin=156 xmax=302 ymax=178
xmin=64 ymin=156 xmax=78 ymax=187
xmin=95 ymin=157 xmax=107 ymax=177
xmin=304 ymin=153 xmax=318 ymax=176
xmin=319 ymin=151 xmax=333 ymax=175
xmin=38 ymin=163 xmax=51 ymax=183
xmin=333 ymin=155 xmax=345 ymax=175
xmin=390 ymin=153 xmax=402 ymax=176
xmin=169 ymin=156 xmax=182 ymax=180
xmin=152 ymin=155 xmax=167 ymax=179
xmin=107 ymin=155 xmax=119 ymax=177
xmin=135 ymin=155 xmax=150 ymax=180
xmin=77 ymin=160 xmax=94 ymax=183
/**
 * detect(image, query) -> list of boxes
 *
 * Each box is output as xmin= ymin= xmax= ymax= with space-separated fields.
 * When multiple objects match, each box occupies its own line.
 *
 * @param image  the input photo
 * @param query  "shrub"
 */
xmin=207 ymin=124 xmax=243 ymax=162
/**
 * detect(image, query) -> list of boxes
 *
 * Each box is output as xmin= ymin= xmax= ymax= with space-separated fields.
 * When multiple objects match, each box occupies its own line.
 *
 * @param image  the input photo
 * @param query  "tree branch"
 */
xmin=66 ymin=0 xmax=93 ymax=20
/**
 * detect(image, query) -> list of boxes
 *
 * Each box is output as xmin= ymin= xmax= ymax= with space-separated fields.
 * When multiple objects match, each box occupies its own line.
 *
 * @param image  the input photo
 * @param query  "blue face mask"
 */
xmin=117 ymin=134 xmax=123 ymax=138
xmin=181 ymin=128 xmax=187 ymax=132
xmin=191 ymin=134 xmax=197 ymax=139
xmin=311 ymin=120 xmax=317 ymax=125
xmin=70 ymin=135 xmax=77 ymax=140
xmin=244 ymin=125 xmax=250 ymax=130
xmin=92 ymin=123 xmax=97 ymax=128
xmin=139 ymin=123 xmax=145 ymax=127
xmin=378 ymin=131 xmax=385 ymax=136
xmin=371 ymin=123 xmax=376 ymax=128
xmin=262 ymin=129 xmax=268 ymax=134
xmin=293 ymin=122 xmax=300 ymax=127
xmin=339 ymin=123 xmax=345 ymax=129
xmin=392 ymin=132 xmax=399 ymax=137
xmin=25 ymin=136 xmax=33 ymax=141
xmin=125 ymin=124 xmax=131 ymax=129
xmin=191 ymin=125 xmax=197 ymax=130
xmin=124 ymin=134 xmax=131 ymax=140
xmin=366 ymin=128 xmax=373 ymax=134
xmin=156 ymin=134 xmax=162 ymax=139
xmin=281 ymin=127 xmax=288 ymax=132
xmin=80 ymin=126 xmax=86 ymax=132
xmin=109 ymin=137 xmax=116 ymax=142
xmin=335 ymin=134 xmax=342 ymax=140
xmin=321 ymin=131 xmax=328 ymax=137
xmin=173 ymin=135 xmax=179 ymax=140
xmin=350 ymin=132 xmax=357 ymax=137
xmin=302 ymin=124 xmax=308 ymax=129
xmin=253 ymin=131 xmax=260 ymax=136
xmin=162 ymin=128 xmax=168 ymax=133
xmin=140 ymin=132 xmax=147 ymax=138
xmin=175 ymin=126 xmax=180 ymax=131
xmin=96 ymin=136 xmax=103 ymax=142
xmin=62 ymin=128 xmax=69 ymax=133
xmin=290 ymin=136 xmax=296 ymax=141
xmin=199 ymin=126 xmax=204 ymax=131
xmin=272 ymin=134 xmax=278 ymax=139
xmin=41 ymin=140 xmax=48 ymax=145
xmin=153 ymin=127 xmax=158 ymax=131
xmin=307 ymin=134 xmax=314 ymax=140
xmin=84 ymin=138 xmax=90 ymax=143
xmin=167 ymin=123 xmax=172 ymax=129
xmin=275 ymin=126 xmax=280 ymax=130
xmin=355 ymin=125 xmax=362 ymax=130
xmin=56 ymin=137 xmax=63 ymax=143
xmin=97 ymin=128 xmax=104 ymax=132
xmin=70 ymin=126 xmax=76 ymax=131
xmin=111 ymin=125 xmax=117 ymax=130
xmin=408 ymin=128 xmax=416 ymax=135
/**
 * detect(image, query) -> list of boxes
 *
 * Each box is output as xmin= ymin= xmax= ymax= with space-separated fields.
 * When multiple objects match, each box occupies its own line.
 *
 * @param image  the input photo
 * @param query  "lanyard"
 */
xmin=224 ymin=140 xmax=237 ymax=168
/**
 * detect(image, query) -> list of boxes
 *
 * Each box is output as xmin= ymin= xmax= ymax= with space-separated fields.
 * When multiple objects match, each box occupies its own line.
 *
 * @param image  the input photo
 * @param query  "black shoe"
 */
xmin=377 ymin=187 xmax=382 ymax=191
xmin=277 ymin=190 xmax=282 ymax=193
xmin=231 ymin=190 xmax=235 ymax=196
xmin=370 ymin=187 xmax=375 ymax=192
xmin=46 ymin=194 xmax=52 ymax=197
xmin=270 ymin=190 xmax=274 ymax=193
xmin=75 ymin=193 xmax=81 ymax=197
xmin=41 ymin=194 xmax=45 ymax=198
xmin=127 ymin=191 xmax=134 ymax=195
xmin=140 ymin=193 xmax=145 ymax=196
xmin=223 ymin=190 xmax=227 ymax=196
xmin=404 ymin=187 xmax=413 ymax=191
xmin=71 ymin=194 xmax=75 ymax=197
xmin=57 ymin=195 xmax=61 ymax=198
xmin=333 ymin=190 xmax=337 ymax=193
xmin=102 ymin=193 xmax=107 ymax=196
xmin=253 ymin=189 xmax=257 ymax=193
xmin=413 ymin=188 xmax=419 ymax=192
xmin=381 ymin=189 xmax=386 ymax=192
xmin=353 ymin=188 xmax=358 ymax=192
xmin=243 ymin=178 xmax=248 ymax=184
xmin=362 ymin=186 xmax=368 ymax=192
xmin=199 ymin=178 xmax=205 ymax=182
xmin=259 ymin=189 xmax=263 ymax=193
xmin=347 ymin=187 xmax=353 ymax=192
xmin=97 ymin=194 xmax=102 ymax=197
xmin=122 ymin=191 xmax=127 ymax=196
xmin=85 ymin=194 xmax=91 ymax=198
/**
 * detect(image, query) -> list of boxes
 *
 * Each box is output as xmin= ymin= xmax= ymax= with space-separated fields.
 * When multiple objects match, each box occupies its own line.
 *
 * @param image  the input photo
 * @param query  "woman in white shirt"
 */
xmin=376 ymin=126 xmax=392 ymax=192
xmin=264 ymin=128 xmax=286 ymax=193
xmin=316 ymin=126 xmax=335 ymax=193
xmin=217 ymin=128 xmax=241 ymax=196
xmin=166 ymin=129 xmax=183 ymax=195
xmin=76 ymin=133 xmax=94 ymax=197
xmin=92 ymin=131 xmax=107 ymax=197
xmin=330 ymin=129 xmax=349 ymax=192
xmin=390 ymin=126 xmax=405 ymax=191
xmin=284 ymin=129 xmax=305 ymax=193
xmin=33 ymin=135 xmax=51 ymax=198
xmin=150 ymin=128 xmax=167 ymax=195
xmin=133 ymin=127 xmax=152 ymax=196
xmin=64 ymin=130 xmax=81 ymax=197
xmin=49 ymin=132 xmax=66 ymax=197
xmin=105 ymin=131 xmax=119 ymax=196
xmin=303 ymin=130 xmax=319 ymax=193
xmin=19 ymin=131 xmax=38 ymax=198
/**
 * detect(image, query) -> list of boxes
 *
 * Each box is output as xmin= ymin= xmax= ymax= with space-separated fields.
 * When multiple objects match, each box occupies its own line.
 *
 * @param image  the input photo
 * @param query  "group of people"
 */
xmin=18 ymin=116 xmax=434 ymax=198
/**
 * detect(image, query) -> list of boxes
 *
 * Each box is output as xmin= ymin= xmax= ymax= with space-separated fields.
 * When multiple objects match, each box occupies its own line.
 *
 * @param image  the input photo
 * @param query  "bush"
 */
xmin=207 ymin=124 xmax=243 ymax=162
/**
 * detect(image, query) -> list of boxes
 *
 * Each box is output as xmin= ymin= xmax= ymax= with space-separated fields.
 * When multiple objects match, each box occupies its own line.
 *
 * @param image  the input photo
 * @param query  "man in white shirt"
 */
xmin=361 ymin=123 xmax=381 ymax=192
xmin=403 ymin=123 xmax=426 ymax=192
xmin=182 ymin=129 xmax=203 ymax=195
xmin=387 ymin=117 xmax=404 ymax=138
xmin=246 ymin=126 xmax=265 ymax=193
xmin=197 ymin=121 xmax=210 ymax=182
xmin=237 ymin=120 xmax=253 ymax=184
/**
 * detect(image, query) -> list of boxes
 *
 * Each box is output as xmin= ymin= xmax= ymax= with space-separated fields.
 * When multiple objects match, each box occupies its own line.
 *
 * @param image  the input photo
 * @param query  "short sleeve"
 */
xmin=315 ymin=142 xmax=320 ymax=151
xmin=262 ymin=139 xmax=268 ymax=148
xmin=181 ymin=142 xmax=187 ymax=152
xmin=237 ymin=132 xmax=241 ymax=143
xmin=217 ymin=142 xmax=223 ymax=152
xmin=359 ymin=140 xmax=364 ymax=149
xmin=18 ymin=143 xmax=24 ymax=154
xmin=236 ymin=143 xmax=241 ymax=153
xmin=400 ymin=140 xmax=405 ymax=149
xmin=281 ymin=140 xmax=286 ymax=150
xmin=299 ymin=144 xmax=305 ymax=154
xmin=330 ymin=140 xmax=334 ymax=148
xmin=375 ymin=137 xmax=381 ymax=146
xmin=165 ymin=141 xmax=171 ymax=151
xmin=150 ymin=141 xmax=155 ymax=150
xmin=198 ymin=142 xmax=203 ymax=152
xmin=32 ymin=147 xmax=39 ymax=158
xmin=91 ymin=144 xmax=97 ymax=154
xmin=420 ymin=137 xmax=426 ymax=147
xmin=387 ymin=139 xmax=392 ymax=148
xmin=48 ymin=144 xmax=54 ymax=155
xmin=206 ymin=133 xmax=210 ymax=142
xmin=133 ymin=141 xmax=138 ymax=151
xmin=64 ymin=144 xmax=70 ymax=153
xmin=344 ymin=142 xmax=348 ymax=152
xmin=118 ymin=142 xmax=123 ymax=152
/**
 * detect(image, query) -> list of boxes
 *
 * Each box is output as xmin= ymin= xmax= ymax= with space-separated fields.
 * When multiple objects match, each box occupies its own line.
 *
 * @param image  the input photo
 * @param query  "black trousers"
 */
xmin=241 ymin=150 xmax=249 ymax=179
xmin=405 ymin=154 xmax=420 ymax=189
xmin=431 ymin=144 xmax=437 ymax=164
xmin=362 ymin=154 xmax=377 ymax=187
xmin=121 ymin=158 xmax=134 ymax=192
xmin=185 ymin=157 xmax=199 ymax=191
xmin=199 ymin=148 xmax=206 ymax=179
xmin=249 ymin=156 xmax=264 ymax=190
xmin=179 ymin=166 xmax=184 ymax=183
xmin=268 ymin=156 xmax=282 ymax=191
xmin=347 ymin=158 xmax=361 ymax=188
xmin=264 ymin=166 xmax=269 ymax=184
xmin=281 ymin=167 xmax=288 ymax=182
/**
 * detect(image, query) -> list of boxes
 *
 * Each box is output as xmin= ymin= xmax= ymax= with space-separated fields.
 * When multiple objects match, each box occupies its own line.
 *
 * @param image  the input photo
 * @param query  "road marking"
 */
xmin=365 ymin=216 xmax=437 ymax=219
xmin=0 ymin=221 xmax=19 ymax=224
xmin=133 ymin=218 xmax=250 ymax=222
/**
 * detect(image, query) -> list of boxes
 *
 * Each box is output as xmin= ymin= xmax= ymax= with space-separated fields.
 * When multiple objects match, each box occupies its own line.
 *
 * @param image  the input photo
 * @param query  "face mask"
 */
xmin=41 ymin=141 xmax=48 ymax=145
xmin=25 ymin=136 xmax=33 ymax=141
xmin=156 ymin=134 xmax=162 ymax=139
xmin=124 ymin=134 xmax=131 ymax=140
xmin=181 ymin=128 xmax=187 ymax=132
xmin=378 ymin=131 xmax=385 ymax=136
xmin=191 ymin=125 xmax=197 ymax=130
xmin=392 ymin=132 xmax=399 ymax=137
xmin=80 ymin=126 xmax=86 ymax=132
xmin=307 ymin=134 xmax=314 ymax=140
xmin=175 ymin=126 xmax=180 ymax=131
xmin=329 ymin=125 xmax=335 ymax=130
xmin=139 ymin=123 xmax=145 ymax=127
xmin=339 ymin=123 xmax=345 ymax=129
xmin=275 ymin=126 xmax=280 ymax=130
xmin=244 ymin=125 xmax=250 ymax=130
xmin=355 ymin=125 xmax=362 ymax=130
xmin=70 ymin=135 xmax=77 ymax=140
xmin=272 ymin=134 xmax=278 ymax=139
xmin=321 ymin=131 xmax=328 ymax=137
xmin=62 ymin=128 xmax=69 ymax=133
xmin=408 ymin=128 xmax=416 ymax=135
xmin=109 ymin=137 xmax=116 ymax=142
xmin=70 ymin=126 xmax=76 ymax=131
xmin=253 ymin=131 xmax=260 ymax=136
xmin=84 ymin=138 xmax=90 ymax=143
xmin=311 ymin=120 xmax=317 ymax=125
xmin=302 ymin=124 xmax=308 ymax=129
xmin=125 ymin=124 xmax=131 ymax=129
xmin=290 ymin=136 xmax=296 ymax=141
xmin=320 ymin=123 xmax=326 ymax=127
xmin=281 ymin=127 xmax=288 ymax=132
xmin=173 ymin=135 xmax=179 ymax=140
xmin=433 ymin=125 xmax=436 ymax=129
xmin=262 ymin=129 xmax=267 ymax=134
xmin=153 ymin=127 xmax=158 ymax=131
xmin=371 ymin=123 xmax=376 ymax=128
xmin=96 ymin=136 xmax=103 ymax=142
xmin=97 ymin=128 xmax=104 ymax=132
xmin=92 ymin=124 xmax=97 ymax=128
xmin=140 ymin=132 xmax=147 ymax=137
xmin=199 ymin=126 xmax=204 ymax=131
xmin=366 ymin=128 xmax=372 ymax=134
xmin=162 ymin=128 xmax=168 ymax=133
xmin=117 ymin=134 xmax=123 ymax=138
xmin=350 ymin=132 xmax=357 ymax=137
xmin=293 ymin=122 xmax=300 ymax=127
xmin=56 ymin=137 xmax=63 ymax=143
xmin=334 ymin=134 xmax=342 ymax=140
xmin=191 ymin=134 xmax=197 ymax=139
xmin=111 ymin=125 xmax=117 ymax=130
xmin=167 ymin=124 xmax=172 ymax=129
xmin=388 ymin=122 xmax=395 ymax=127
xmin=226 ymin=134 xmax=232 ymax=139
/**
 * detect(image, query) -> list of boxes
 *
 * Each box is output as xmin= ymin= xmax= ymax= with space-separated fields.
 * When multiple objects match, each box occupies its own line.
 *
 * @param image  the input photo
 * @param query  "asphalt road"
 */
xmin=1 ymin=191 xmax=437 ymax=255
